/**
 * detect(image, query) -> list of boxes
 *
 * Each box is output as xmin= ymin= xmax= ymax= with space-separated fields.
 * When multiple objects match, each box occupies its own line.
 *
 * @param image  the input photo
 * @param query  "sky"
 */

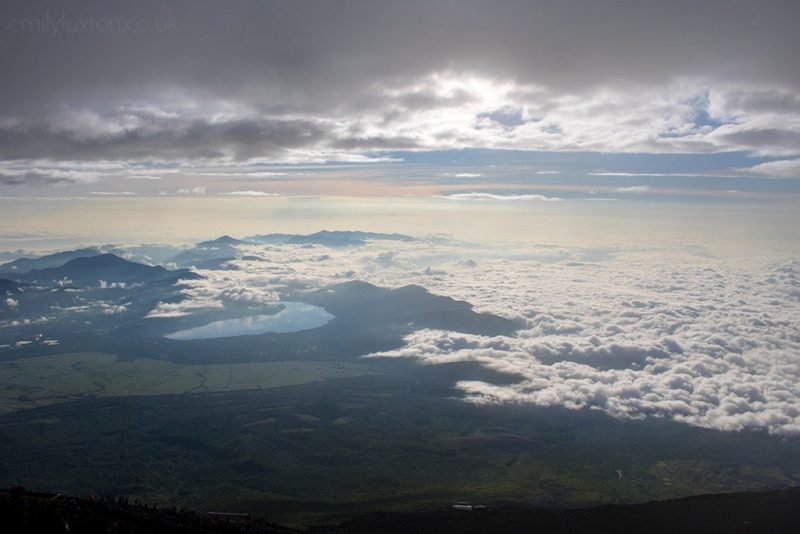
xmin=0 ymin=1 xmax=798 ymax=250
xmin=1 ymin=1 xmax=799 ymax=195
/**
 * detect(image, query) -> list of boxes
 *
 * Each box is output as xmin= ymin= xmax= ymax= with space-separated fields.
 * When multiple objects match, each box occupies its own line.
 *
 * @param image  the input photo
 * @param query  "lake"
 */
xmin=165 ymin=302 xmax=334 ymax=340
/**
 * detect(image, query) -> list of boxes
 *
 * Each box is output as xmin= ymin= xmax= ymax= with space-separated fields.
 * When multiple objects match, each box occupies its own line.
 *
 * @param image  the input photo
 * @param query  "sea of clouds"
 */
xmin=153 ymin=237 xmax=800 ymax=435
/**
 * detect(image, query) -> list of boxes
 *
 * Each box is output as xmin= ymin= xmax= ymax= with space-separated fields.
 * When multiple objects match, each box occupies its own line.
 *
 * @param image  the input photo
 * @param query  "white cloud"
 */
xmin=440 ymin=192 xmax=563 ymax=201
xmin=222 ymin=190 xmax=280 ymax=197
xmin=5 ymin=298 xmax=18 ymax=311
xmin=591 ymin=172 xmax=692 ymax=177
xmin=3 ymin=75 xmax=800 ymax=177
xmin=615 ymin=186 xmax=651 ymax=193
xmin=145 ymin=299 xmax=224 ymax=318
xmin=739 ymin=159 xmax=800 ymax=178
xmin=176 ymin=186 xmax=207 ymax=195
xmin=362 ymin=252 xmax=800 ymax=435
xmin=146 ymin=269 xmax=281 ymax=318
xmin=195 ymin=171 xmax=289 ymax=178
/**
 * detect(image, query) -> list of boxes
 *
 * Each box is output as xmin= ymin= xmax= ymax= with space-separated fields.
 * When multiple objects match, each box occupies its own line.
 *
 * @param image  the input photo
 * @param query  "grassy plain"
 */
xmin=0 ymin=352 xmax=374 ymax=412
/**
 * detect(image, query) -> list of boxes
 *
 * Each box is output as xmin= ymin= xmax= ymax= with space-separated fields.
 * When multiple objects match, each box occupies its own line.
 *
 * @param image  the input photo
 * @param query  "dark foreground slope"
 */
xmin=3 ymin=486 xmax=800 ymax=533
xmin=0 ymin=487 xmax=298 ymax=534
xmin=322 ymin=486 xmax=800 ymax=534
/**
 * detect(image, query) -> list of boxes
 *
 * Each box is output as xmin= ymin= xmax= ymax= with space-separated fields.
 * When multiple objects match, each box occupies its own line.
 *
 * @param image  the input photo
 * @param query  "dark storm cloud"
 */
xmin=1 ymin=0 xmax=799 ymax=174
xmin=0 ymin=168 xmax=93 ymax=186
xmin=0 ymin=115 xmax=330 ymax=161
xmin=2 ymin=0 xmax=798 ymax=108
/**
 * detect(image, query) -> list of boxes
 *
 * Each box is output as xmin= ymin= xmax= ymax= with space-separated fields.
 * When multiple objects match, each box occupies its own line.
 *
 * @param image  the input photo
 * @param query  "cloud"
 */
xmin=3 ymin=76 xmax=796 ymax=175
xmin=739 ymin=159 xmax=800 ymax=178
xmin=2 ymin=79 xmax=800 ymax=185
xmin=196 ymin=171 xmax=288 ymax=178
xmin=145 ymin=299 xmax=224 ymax=318
xmin=177 ymin=186 xmax=206 ymax=195
xmin=0 ymin=168 xmax=98 ymax=186
xmin=0 ymin=0 xmax=798 ymax=182
xmin=222 ymin=190 xmax=279 ymax=197
xmin=132 ymin=235 xmax=800 ymax=435
xmin=90 ymin=191 xmax=137 ymax=196
xmin=3 ymin=1 xmax=797 ymax=106
xmin=5 ymin=298 xmax=18 ymax=311
xmin=0 ymin=160 xmax=177 ymax=187
xmin=146 ymin=267 xmax=281 ymax=318
xmin=615 ymin=186 xmax=651 ymax=193
xmin=591 ymin=172 xmax=691 ymax=177
xmin=440 ymin=192 xmax=563 ymax=201
xmin=361 ymin=251 xmax=800 ymax=435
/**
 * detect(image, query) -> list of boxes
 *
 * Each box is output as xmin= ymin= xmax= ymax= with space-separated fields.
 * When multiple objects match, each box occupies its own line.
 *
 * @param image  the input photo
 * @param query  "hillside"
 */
xmin=17 ymin=254 xmax=175 ymax=286
xmin=322 ymin=486 xmax=800 ymax=533
xmin=0 ymin=487 xmax=297 ymax=534
xmin=4 ymin=486 xmax=800 ymax=533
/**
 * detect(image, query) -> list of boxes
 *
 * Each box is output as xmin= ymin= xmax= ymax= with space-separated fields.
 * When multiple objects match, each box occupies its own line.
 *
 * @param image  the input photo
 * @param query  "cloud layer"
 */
xmin=1 ymin=0 xmax=799 ymax=185
xmin=365 ymin=251 xmax=800 ymax=435
xmin=139 ymin=234 xmax=800 ymax=435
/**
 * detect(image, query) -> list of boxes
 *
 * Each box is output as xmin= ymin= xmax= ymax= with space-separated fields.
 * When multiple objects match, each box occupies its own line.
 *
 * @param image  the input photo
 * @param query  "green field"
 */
xmin=0 ymin=352 xmax=375 ymax=413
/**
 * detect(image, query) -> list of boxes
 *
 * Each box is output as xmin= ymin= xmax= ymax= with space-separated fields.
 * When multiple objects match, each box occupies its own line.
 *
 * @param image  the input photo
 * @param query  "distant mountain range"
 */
xmin=257 ymin=230 xmax=413 ymax=248
xmin=168 ymin=235 xmax=243 ymax=267
xmin=0 ymin=248 xmax=100 ymax=275
xmin=1 ymin=242 xmax=516 ymax=361
xmin=14 ymin=254 xmax=180 ymax=286
xmin=170 ymin=231 xmax=414 ymax=267
xmin=194 ymin=235 xmax=245 ymax=248
xmin=0 ymin=231 xmax=416 ymax=273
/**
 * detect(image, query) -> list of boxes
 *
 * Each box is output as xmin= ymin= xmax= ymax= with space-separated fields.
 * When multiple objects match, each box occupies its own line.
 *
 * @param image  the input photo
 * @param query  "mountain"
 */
xmin=169 ymin=236 xmax=244 ymax=268
xmin=88 ymin=280 xmax=520 ymax=364
xmin=17 ymin=254 xmax=175 ymax=286
xmin=0 ymin=248 xmax=100 ymax=275
xmin=98 ymin=244 xmax=183 ymax=266
xmin=249 ymin=230 xmax=414 ymax=247
xmin=245 ymin=233 xmax=298 ymax=244
xmin=301 ymin=281 xmax=519 ymax=336
xmin=195 ymin=235 xmax=244 ymax=248
xmin=168 ymin=232 xmax=414 ymax=268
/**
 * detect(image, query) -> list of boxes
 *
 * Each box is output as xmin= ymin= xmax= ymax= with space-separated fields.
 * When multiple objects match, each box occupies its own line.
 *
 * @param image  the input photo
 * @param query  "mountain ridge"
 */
xmin=16 ymin=254 xmax=175 ymax=286
xmin=0 ymin=248 xmax=100 ymax=274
